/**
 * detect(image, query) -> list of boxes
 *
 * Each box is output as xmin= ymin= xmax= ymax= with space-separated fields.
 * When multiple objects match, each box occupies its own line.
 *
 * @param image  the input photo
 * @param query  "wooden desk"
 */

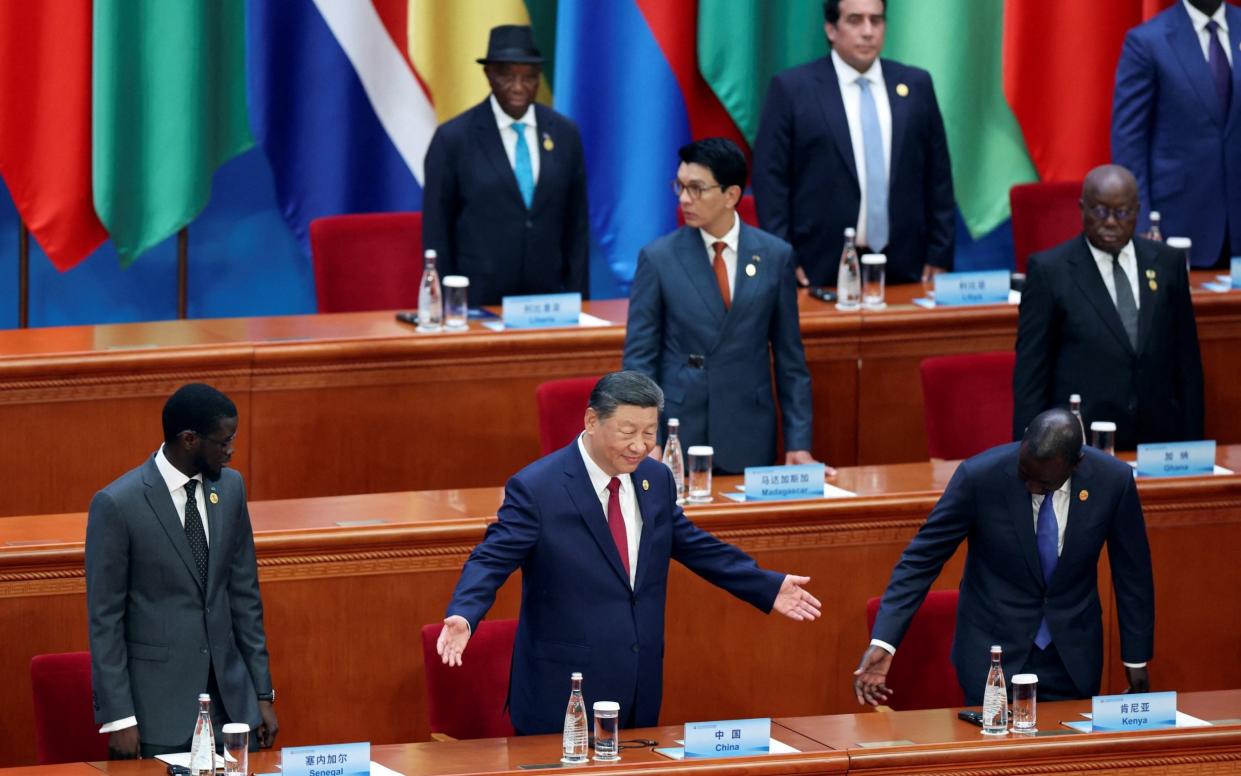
xmin=2 ymin=276 xmax=1238 ymax=517
xmin=3 ymin=453 xmax=1240 ymax=766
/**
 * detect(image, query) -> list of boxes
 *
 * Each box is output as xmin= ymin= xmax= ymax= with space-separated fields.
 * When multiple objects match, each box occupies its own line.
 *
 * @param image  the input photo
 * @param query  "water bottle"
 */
xmin=981 ymin=645 xmax=1009 ymax=735
xmin=835 ymin=227 xmax=861 ymax=311
xmin=1069 ymin=393 xmax=1085 ymax=442
xmin=417 ymin=249 xmax=443 ymax=333
xmin=561 ymin=672 xmax=589 ymax=764
xmin=189 ymin=693 xmax=216 ymax=776
xmin=662 ymin=418 xmax=685 ymax=503
xmin=1147 ymin=210 xmax=1163 ymax=242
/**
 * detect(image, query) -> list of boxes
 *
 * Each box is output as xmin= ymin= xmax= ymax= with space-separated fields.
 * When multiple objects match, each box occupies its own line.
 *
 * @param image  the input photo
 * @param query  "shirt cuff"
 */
xmin=1122 ymin=661 xmax=1147 ymax=669
xmin=870 ymin=638 xmax=896 ymax=655
xmin=100 ymin=716 xmax=137 ymax=733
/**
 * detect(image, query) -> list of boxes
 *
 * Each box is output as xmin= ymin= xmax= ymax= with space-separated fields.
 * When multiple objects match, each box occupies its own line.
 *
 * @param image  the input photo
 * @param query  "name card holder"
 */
xmin=282 ymin=742 xmax=370 ymax=776
xmin=684 ymin=718 xmax=771 ymax=758
xmin=1092 ymin=692 xmax=1176 ymax=732
xmin=501 ymin=293 xmax=581 ymax=329
xmin=743 ymin=464 xmax=825 ymax=501
xmin=1232 ymin=257 xmax=1241 ymax=289
xmin=933 ymin=270 xmax=1010 ymax=306
xmin=1135 ymin=440 xmax=1215 ymax=477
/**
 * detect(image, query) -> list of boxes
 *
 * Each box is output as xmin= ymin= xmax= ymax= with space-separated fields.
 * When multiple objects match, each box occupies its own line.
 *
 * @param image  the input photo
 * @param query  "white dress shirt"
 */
xmin=1086 ymin=239 xmax=1141 ymax=312
xmin=698 ymin=211 xmax=740 ymax=299
xmin=489 ymin=94 xmax=540 ymax=184
xmin=577 ymin=433 xmax=642 ymax=587
xmin=100 ymin=447 xmax=210 ymax=733
xmin=830 ymin=49 xmax=892 ymax=249
xmin=1184 ymin=0 xmax=1233 ymax=67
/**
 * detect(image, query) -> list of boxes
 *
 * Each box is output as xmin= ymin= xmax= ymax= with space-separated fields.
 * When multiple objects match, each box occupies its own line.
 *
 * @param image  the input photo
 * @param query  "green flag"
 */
xmin=697 ymin=0 xmax=826 ymax=146
xmin=93 ymin=0 xmax=252 ymax=266
xmin=883 ymin=2 xmax=1037 ymax=237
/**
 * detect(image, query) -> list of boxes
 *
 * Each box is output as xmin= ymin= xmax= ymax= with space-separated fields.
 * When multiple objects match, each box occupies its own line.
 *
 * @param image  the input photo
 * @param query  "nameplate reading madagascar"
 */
xmin=1231 ymin=257 xmax=1241 ymax=289
xmin=744 ymin=464 xmax=825 ymax=501
xmin=501 ymin=293 xmax=581 ymax=329
xmin=684 ymin=718 xmax=771 ymax=758
xmin=1092 ymin=691 xmax=1176 ymax=731
xmin=1135 ymin=440 xmax=1215 ymax=477
xmin=282 ymin=742 xmax=369 ymax=776
xmin=933 ymin=270 xmax=1010 ymax=306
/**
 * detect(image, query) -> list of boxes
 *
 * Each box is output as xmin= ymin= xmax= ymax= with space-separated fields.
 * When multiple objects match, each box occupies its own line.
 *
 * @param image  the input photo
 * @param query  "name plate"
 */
xmin=1092 ymin=691 xmax=1176 ymax=732
xmin=743 ymin=464 xmax=825 ymax=501
xmin=934 ymin=270 xmax=1010 ymax=306
xmin=1232 ymin=257 xmax=1241 ymax=288
xmin=685 ymin=718 xmax=771 ymax=758
xmin=501 ymin=293 xmax=581 ymax=329
xmin=1135 ymin=440 xmax=1215 ymax=477
xmin=282 ymin=742 xmax=369 ymax=776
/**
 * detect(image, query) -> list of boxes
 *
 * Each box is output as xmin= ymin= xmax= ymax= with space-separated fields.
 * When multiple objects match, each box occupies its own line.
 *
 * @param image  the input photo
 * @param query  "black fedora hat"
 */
xmin=476 ymin=25 xmax=544 ymax=65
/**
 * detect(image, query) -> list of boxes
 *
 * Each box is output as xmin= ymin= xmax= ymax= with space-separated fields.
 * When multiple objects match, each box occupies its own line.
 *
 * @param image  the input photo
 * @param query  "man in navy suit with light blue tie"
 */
xmin=622 ymin=138 xmax=820 ymax=475
xmin=1112 ymin=0 xmax=1241 ymax=268
xmin=435 ymin=371 xmax=821 ymax=734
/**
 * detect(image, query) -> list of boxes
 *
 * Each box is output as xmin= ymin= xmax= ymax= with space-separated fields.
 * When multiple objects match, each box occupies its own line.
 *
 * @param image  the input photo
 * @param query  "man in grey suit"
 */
xmin=87 ymin=384 xmax=278 ymax=758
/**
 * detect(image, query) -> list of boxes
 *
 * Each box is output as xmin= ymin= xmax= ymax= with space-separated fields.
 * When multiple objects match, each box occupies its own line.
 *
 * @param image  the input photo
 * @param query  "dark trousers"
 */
xmin=1017 ymin=643 xmax=1082 ymax=702
xmin=130 ymin=667 xmax=260 ymax=757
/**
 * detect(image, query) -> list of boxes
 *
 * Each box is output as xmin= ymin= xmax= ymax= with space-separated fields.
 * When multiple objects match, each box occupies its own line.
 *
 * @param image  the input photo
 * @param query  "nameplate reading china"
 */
xmin=1231 ymin=257 xmax=1241 ymax=289
xmin=743 ymin=464 xmax=825 ymax=501
xmin=501 ymin=293 xmax=581 ymax=329
xmin=1135 ymin=440 xmax=1215 ymax=477
xmin=1092 ymin=692 xmax=1176 ymax=731
xmin=282 ymin=742 xmax=370 ymax=776
xmin=684 ymin=718 xmax=771 ymax=758
xmin=933 ymin=270 xmax=1010 ymax=306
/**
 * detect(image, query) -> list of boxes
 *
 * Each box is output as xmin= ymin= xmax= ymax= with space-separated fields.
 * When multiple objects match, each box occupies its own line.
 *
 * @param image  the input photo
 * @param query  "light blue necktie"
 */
xmin=1034 ymin=493 xmax=1058 ymax=649
xmin=512 ymin=121 xmax=534 ymax=209
xmin=857 ymin=78 xmax=888 ymax=251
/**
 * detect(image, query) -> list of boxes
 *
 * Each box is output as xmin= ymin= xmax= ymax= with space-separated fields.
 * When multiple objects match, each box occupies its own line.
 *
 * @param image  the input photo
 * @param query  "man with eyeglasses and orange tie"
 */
xmin=1013 ymin=164 xmax=1204 ymax=451
xmin=622 ymin=138 xmax=825 ymax=475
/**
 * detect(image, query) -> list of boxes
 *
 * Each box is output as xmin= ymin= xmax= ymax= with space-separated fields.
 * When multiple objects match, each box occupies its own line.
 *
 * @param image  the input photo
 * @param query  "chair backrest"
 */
xmin=865 ymin=590 xmax=963 ymax=711
xmin=1009 ymin=181 xmax=1082 ymax=273
xmin=420 ymin=619 xmax=517 ymax=739
xmin=920 ymin=351 xmax=1017 ymax=460
xmin=309 ymin=212 xmax=424 ymax=313
xmin=535 ymin=377 xmax=599 ymax=455
xmin=674 ymin=193 xmax=759 ymax=228
xmin=31 ymin=652 xmax=110 ymax=764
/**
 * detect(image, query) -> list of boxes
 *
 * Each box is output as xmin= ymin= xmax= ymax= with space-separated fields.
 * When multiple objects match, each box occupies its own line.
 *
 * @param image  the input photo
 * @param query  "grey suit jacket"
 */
xmin=86 ymin=456 xmax=272 ymax=746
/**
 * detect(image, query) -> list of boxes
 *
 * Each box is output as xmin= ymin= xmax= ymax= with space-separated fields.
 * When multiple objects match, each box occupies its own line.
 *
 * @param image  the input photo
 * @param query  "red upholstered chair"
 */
xmin=1009 ymin=181 xmax=1082 ymax=273
xmin=31 ymin=652 xmax=109 ymax=764
xmin=309 ymin=212 xmax=423 ymax=313
xmin=420 ymin=619 xmax=517 ymax=740
xmin=535 ymin=376 xmax=599 ymax=455
xmin=675 ymin=193 xmax=759 ymax=227
xmin=920 ymin=351 xmax=1017 ymax=461
xmin=865 ymin=590 xmax=963 ymax=711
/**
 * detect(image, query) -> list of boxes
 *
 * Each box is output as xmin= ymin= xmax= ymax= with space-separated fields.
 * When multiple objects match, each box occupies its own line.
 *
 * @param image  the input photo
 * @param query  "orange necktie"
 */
xmin=712 ymin=241 xmax=731 ymax=310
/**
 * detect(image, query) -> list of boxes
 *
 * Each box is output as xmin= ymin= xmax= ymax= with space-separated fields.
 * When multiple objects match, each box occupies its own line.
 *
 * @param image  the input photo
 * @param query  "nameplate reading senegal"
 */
xmin=1135 ymin=440 xmax=1215 ymax=477
xmin=1091 ymin=692 xmax=1176 ymax=732
xmin=744 ymin=464 xmax=825 ymax=501
xmin=933 ymin=270 xmax=1010 ymax=306
xmin=281 ymin=742 xmax=369 ymax=776
xmin=501 ymin=292 xmax=581 ymax=329
xmin=1231 ymin=257 xmax=1241 ymax=289
xmin=684 ymin=718 xmax=771 ymax=758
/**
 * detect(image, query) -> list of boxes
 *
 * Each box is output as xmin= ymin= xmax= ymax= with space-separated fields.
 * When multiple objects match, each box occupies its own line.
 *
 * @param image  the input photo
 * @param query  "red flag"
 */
xmin=1002 ymin=0 xmax=1175 ymax=183
xmin=0 ymin=0 xmax=107 ymax=271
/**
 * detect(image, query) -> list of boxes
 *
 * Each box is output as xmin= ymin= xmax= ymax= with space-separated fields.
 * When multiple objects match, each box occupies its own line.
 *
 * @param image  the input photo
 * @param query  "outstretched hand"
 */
xmin=436 ymin=615 xmax=472 ymax=666
xmin=853 ymin=645 xmax=894 ymax=706
xmin=772 ymin=574 xmax=821 ymax=621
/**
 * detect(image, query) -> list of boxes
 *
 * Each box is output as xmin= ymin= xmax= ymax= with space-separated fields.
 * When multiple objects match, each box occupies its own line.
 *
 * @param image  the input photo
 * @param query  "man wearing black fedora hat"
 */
xmin=423 ymin=25 xmax=590 ymax=306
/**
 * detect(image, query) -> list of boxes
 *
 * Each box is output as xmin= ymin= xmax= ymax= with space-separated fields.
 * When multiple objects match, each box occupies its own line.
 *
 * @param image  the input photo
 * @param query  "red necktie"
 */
xmin=712 ymin=241 xmax=731 ymax=310
xmin=605 ymin=477 xmax=631 ymax=580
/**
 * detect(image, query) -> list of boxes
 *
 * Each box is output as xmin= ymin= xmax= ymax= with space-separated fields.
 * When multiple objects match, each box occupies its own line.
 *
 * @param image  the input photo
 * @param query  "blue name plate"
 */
xmin=1135 ymin=440 xmax=1215 ymax=477
xmin=685 ymin=718 xmax=771 ymax=758
xmin=1232 ymin=257 xmax=1241 ymax=288
xmin=501 ymin=293 xmax=581 ymax=329
xmin=743 ymin=464 xmax=825 ymax=501
xmin=1092 ymin=691 xmax=1176 ymax=732
xmin=934 ymin=270 xmax=1010 ymax=306
xmin=282 ymin=742 xmax=370 ymax=776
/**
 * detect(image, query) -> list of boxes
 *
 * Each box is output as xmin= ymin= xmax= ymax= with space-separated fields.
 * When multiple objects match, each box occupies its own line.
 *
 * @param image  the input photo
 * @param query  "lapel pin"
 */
xmin=896 ymin=83 xmax=909 ymax=97
xmin=752 ymin=254 xmax=761 ymax=262
xmin=1078 ymin=489 xmax=1089 ymax=502
xmin=641 ymin=479 xmax=649 ymax=491
xmin=1149 ymin=280 xmax=1158 ymax=291
xmin=209 ymin=492 xmax=219 ymax=504
xmin=542 ymin=133 xmax=554 ymax=152
xmin=745 ymin=263 xmax=757 ymax=277
xmin=1145 ymin=269 xmax=1155 ymax=279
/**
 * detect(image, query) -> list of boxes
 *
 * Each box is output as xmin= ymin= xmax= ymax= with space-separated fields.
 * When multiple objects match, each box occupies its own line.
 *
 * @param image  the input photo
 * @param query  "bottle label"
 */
xmin=282 ymin=742 xmax=371 ymax=776
xmin=501 ymin=293 xmax=582 ymax=329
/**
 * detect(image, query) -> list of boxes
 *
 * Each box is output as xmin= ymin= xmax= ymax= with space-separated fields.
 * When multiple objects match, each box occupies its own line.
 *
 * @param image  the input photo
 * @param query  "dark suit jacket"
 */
xmin=445 ymin=442 xmax=784 ymax=734
xmin=86 ymin=456 xmax=272 ymax=746
xmin=1112 ymin=2 xmax=1241 ymax=265
xmin=621 ymin=223 xmax=813 ymax=473
xmin=422 ymin=99 xmax=590 ymax=305
xmin=1013 ymin=235 xmax=1204 ymax=450
xmin=752 ymin=56 xmax=955 ymax=286
xmin=871 ymin=443 xmax=1154 ymax=701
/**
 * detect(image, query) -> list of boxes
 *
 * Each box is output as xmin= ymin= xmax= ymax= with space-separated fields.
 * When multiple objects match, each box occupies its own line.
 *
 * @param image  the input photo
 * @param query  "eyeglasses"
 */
xmin=1085 ymin=205 xmax=1137 ymax=221
xmin=672 ymin=180 xmax=726 ymax=200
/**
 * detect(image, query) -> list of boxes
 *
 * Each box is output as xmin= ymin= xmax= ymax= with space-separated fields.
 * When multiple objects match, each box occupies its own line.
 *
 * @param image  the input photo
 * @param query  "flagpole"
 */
xmin=177 ymin=227 xmax=188 ymax=319
xmin=17 ymin=221 xmax=29 ymax=329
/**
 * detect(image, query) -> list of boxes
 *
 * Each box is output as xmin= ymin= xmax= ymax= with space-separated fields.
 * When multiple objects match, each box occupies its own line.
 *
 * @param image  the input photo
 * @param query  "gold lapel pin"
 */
xmin=542 ymin=134 xmax=554 ymax=152
xmin=209 ymin=492 xmax=219 ymax=504
xmin=1149 ymin=280 xmax=1158 ymax=291
xmin=641 ymin=479 xmax=649 ymax=491
xmin=1145 ymin=269 xmax=1155 ymax=279
xmin=1078 ymin=489 xmax=1089 ymax=502
xmin=745 ymin=263 xmax=757 ymax=277
xmin=896 ymin=83 xmax=910 ymax=97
